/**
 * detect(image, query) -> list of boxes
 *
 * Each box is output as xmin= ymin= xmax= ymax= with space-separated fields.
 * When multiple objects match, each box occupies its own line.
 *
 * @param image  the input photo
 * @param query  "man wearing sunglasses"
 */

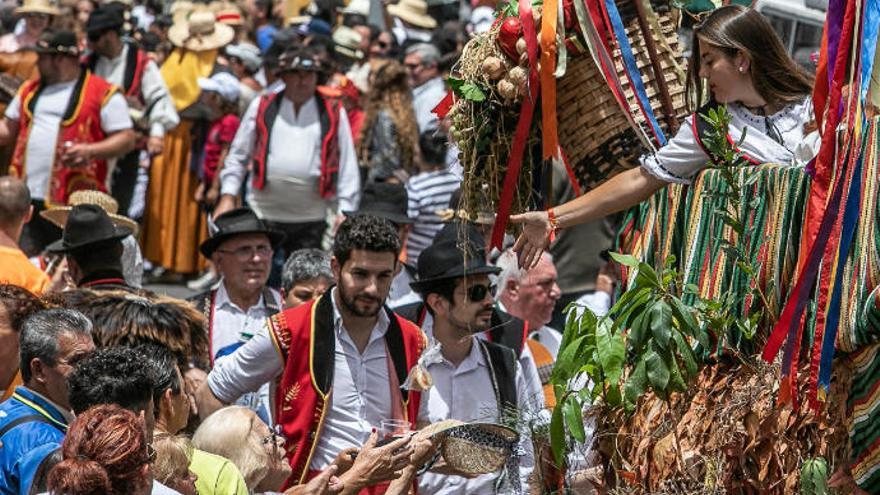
xmin=83 ymin=4 xmax=179 ymax=215
xmin=190 ymin=207 xmax=284 ymax=423
xmin=408 ymin=238 xmax=536 ymax=493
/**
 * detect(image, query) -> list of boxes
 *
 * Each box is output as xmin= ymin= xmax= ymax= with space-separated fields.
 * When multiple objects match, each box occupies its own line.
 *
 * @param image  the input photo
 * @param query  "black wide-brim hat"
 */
xmin=410 ymin=239 xmax=500 ymax=292
xmin=199 ymin=207 xmax=286 ymax=258
xmin=85 ymin=4 xmax=125 ymax=34
xmin=344 ymin=182 xmax=414 ymax=225
xmin=47 ymin=203 xmax=132 ymax=253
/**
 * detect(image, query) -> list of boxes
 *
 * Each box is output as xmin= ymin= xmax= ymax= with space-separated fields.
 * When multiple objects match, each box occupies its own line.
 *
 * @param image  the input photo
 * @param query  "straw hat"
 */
xmin=215 ymin=3 xmax=244 ymax=26
xmin=387 ymin=0 xmax=436 ymax=29
xmin=169 ymin=10 xmax=235 ymax=51
xmin=169 ymin=0 xmax=194 ymax=23
xmin=415 ymin=421 xmax=520 ymax=475
xmin=41 ymin=190 xmax=139 ymax=236
xmin=16 ymin=0 xmax=60 ymax=16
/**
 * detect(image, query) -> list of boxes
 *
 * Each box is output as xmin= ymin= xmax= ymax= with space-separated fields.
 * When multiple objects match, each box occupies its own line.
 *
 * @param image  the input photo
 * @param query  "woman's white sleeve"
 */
xmin=639 ymin=115 xmax=710 ymax=184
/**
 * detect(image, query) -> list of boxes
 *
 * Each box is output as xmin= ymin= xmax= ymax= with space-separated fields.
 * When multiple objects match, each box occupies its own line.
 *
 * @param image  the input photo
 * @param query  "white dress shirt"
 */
xmin=5 ymin=80 xmax=132 ymax=200
xmin=417 ymin=338 xmax=535 ymax=494
xmin=411 ymin=77 xmax=446 ymax=133
xmin=210 ymin=282 xmax=282 ymax=424
xmin=92 ymin=42 xmax=180 ymax=138
xmin=206 ymin=289 xmax=399 ymax=470
xmin=220 ymin=95 xmax=361 ymax=223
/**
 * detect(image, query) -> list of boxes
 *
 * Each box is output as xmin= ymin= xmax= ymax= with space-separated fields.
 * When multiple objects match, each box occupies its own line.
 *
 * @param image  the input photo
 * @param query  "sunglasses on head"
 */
xmin=466 ymin=283 xmax=496 ymax=302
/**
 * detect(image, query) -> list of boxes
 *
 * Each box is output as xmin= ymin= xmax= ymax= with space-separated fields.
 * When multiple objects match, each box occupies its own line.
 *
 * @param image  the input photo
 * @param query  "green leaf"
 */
xmin=447 ymin=77 xmax=464 ymax=92
xmin=459 ymin=82 xmax=486 ymax=102
xmin=624 ymin=356 xmax=647 ymax=413
xmin=645 ymin=349 xmax=670 ymax=393
xmin=668 ymin=355 xmax=687 ymax=392
xmin=608 ymin=251 xmax=639 ymax=268
xmin=550 ymin=403 xmax=566 ymax=465
xmin=551 ymin=335 xmax=587 ymax=384
xmin=673 ymin=331 xmax=699 ymax=378
xmin=563 ymin=394 xmax=586 ymax=443
xmin=595 ymin=318 xmax=626 ymax=391
xmin=628 ymin=308 xmax=651 ymax=351
xmin=650 ymin=301 xmax=673 ymax=351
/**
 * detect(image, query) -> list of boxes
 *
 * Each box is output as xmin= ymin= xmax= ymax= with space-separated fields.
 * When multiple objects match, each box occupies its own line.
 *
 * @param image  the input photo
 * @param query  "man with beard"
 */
xmin=196 ymin=214 xmax=432 ymax=494
xmin=409 ymin=238 xmax=535 ymax=494
xmin=189 ymin=207 xmax=284 ymax=424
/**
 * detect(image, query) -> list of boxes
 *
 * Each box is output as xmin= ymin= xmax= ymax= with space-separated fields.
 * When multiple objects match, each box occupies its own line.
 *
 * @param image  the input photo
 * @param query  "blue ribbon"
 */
xmin=860 ymin=0 xmax=880 ymax=99
xmin=817 ymin=123 xmax=866 ymax=396
xmin=601 ymin=0 xmax=667 ymax=146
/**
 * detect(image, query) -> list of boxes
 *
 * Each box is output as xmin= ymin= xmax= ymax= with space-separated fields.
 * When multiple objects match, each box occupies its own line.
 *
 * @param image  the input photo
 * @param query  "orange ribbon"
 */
xmin=540 ymin=0 xmax=559 ymax=159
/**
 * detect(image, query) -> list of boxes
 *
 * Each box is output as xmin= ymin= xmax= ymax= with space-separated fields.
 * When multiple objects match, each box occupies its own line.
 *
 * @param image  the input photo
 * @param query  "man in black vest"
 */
xmin=85 ymin=4 xmax=179 ymax=215
xmin=409 ymin=238 xmax=535 ymax=493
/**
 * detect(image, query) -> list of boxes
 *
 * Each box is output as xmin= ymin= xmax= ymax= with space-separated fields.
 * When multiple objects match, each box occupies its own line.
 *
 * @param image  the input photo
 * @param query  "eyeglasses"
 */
xmin=262 ymin=425 xmax=286 ymax=449
xmin=216 ymin=245 xmax=272 ymax=261
xmin=404 ymin=62 xmax=422 ymax=70
xmin=466 ymin=283 xmax=496 ymax=302
xmin=146 ymin=443 xmax=157 ymax=463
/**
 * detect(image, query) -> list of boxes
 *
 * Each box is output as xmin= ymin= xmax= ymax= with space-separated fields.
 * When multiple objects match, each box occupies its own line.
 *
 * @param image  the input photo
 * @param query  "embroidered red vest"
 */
xmin=9 ymin=71 xmax=117 ymax=205
xmin=84 ymin=42 xmax=149 ymax=101
xmin=267 ymin=293 xmax=426 ymax=487
xmin=252 ymin=89 xmax=342 ymax=199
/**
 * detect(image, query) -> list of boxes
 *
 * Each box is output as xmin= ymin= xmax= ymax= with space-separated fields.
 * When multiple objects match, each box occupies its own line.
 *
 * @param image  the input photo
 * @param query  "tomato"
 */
xmin=497 ymin=16 xmax=523 ymax=61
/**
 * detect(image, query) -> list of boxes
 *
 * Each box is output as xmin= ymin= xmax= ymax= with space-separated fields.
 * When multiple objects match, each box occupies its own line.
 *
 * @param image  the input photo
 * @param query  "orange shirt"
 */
xmin=0 ymin=246 xmax=50 ymax=294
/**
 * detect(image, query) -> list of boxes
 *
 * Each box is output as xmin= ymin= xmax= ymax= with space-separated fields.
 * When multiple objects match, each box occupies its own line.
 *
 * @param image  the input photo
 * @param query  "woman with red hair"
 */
xmin=47 ymin=404 xmax=154 ymax=495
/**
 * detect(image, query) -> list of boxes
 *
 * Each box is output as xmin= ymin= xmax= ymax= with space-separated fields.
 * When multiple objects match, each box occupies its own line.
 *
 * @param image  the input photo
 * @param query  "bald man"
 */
xmin=0 ymin=177 xmax=49 ymax=293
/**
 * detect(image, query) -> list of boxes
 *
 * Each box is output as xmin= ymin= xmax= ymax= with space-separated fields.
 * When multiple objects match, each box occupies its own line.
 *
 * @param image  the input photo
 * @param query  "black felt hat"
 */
xmin=85 ymin=4 xmax=125 ymax=34
xmin=410 ymin=239 xmax=500 ymax=292
xmin=199 ymin=208 xmax=285 ymax=258
xmin=47 ymin=204 xmax=131 ymax=253
xmin=345 ymin=182 xmax=413 ymax=225
xmin=34 ymin=30 xmax=79 ymax=56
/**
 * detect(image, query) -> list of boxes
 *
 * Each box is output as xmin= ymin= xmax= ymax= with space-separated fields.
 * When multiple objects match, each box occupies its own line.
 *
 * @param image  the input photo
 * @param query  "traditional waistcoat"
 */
xmin=84 ymin=42 xmax=149 ymax=101
xmin=252 ymin=89 xmax=341 ymax=199
xmin=9 ymin=71 xmax=117 ymax=205
xmin=267 ymin=293 xmax=426 ymax=486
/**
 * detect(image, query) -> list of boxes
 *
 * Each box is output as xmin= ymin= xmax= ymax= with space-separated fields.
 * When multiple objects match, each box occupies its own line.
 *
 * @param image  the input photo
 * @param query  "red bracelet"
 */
xmin=547 ymin=207 xmax=559 ymax=243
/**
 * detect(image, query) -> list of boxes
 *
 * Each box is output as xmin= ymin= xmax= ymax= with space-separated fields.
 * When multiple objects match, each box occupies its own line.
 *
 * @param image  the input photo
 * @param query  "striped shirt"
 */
xmin=405 ymin=169 xmax=460 ymax=265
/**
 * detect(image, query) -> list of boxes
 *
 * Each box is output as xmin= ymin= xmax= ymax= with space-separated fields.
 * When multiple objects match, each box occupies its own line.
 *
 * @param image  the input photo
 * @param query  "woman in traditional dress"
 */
xmin=511 ymin=5 xmax=818 ymax=269
xmin=143 ymin=9 xmax=234 ymax=275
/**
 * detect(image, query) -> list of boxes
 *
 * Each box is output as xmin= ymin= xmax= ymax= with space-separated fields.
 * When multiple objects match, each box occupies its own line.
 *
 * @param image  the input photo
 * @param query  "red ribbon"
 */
xmin=490 ymin=0 xmax=541 ymax=250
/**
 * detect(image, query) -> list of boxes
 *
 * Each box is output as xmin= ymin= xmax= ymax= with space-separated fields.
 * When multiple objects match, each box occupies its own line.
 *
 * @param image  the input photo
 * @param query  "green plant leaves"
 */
xmin=645 ymin=348 xmax=670 ymax=394
xmin=650 ymin=301 xmax=673 ymax=351
xmin=550 ymin=399 xmax=566 ymax=464
xmin=563 ymin=394 xmax=586 ymax=443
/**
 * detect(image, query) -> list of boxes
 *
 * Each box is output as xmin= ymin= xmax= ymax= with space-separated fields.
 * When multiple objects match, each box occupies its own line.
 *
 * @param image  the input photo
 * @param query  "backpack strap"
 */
xmin=478 ymin=340 xmax=518 ymax=414
xmin=0 ymin=414 xmax=56 ymax=439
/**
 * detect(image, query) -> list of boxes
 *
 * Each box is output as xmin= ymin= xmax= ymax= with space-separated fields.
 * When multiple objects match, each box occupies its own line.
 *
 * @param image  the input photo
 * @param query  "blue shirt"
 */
xmin=0 ymin=387 xmax=69 ymax=495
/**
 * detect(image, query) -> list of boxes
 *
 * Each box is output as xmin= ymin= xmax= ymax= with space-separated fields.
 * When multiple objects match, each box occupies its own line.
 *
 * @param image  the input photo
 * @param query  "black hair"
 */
xmin=68 ymin=346 xmax=155 ymax=415
xmin=420 ymin=278 xmax=458 ymax=317
xmin=332 ymin=214 xmax=401 ymax=267
xmin=67 ymin=240 xmax=124 ymax=278
xmin=135 ymin=342 xmax=182 ymax=410
xmin=255 ymin=0 xmax=273 ymax=21
xmin=419 ymin=130 xmax=447 ymax=167
xmin=342 ymin=13 xmax=367 ymax=27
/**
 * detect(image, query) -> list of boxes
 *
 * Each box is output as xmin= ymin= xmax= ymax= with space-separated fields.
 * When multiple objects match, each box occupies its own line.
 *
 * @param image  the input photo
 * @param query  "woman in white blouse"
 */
xmin=512 ymin=4 xmax=818 ymax=269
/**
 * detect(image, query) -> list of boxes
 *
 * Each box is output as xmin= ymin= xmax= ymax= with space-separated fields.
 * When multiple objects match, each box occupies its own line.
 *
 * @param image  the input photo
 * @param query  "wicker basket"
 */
xmin=557 ymin=3 xmax=689 ymax=192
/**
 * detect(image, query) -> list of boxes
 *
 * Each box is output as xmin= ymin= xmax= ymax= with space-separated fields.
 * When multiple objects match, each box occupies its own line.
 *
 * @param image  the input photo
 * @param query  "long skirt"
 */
xmin=142 ymin=119 xmax=207 ymax=274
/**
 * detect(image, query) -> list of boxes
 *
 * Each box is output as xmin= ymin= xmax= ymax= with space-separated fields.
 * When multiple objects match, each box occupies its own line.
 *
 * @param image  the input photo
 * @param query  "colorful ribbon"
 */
xmin=541 ymin=0 xmax=560 ymax=159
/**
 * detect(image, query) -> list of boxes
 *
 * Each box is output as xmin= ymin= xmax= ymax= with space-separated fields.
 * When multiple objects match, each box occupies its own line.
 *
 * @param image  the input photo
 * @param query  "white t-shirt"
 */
xmin=5 ymin=79 xmax=133 ymax=199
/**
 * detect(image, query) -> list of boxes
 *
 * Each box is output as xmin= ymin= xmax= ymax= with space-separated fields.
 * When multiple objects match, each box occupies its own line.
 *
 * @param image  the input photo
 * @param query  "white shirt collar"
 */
xmin=413 ymin=76 xmax=444 ymax=96
xmin=215 ymin=280 xmax=266 ymax=313
xmin=442 ymin=337 xmax=488 ymax=374
xmin=22 ymin=385 xmax=75 ymax=424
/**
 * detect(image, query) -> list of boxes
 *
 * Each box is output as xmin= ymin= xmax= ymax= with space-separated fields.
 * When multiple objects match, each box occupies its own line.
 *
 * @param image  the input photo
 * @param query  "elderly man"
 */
xmin=280 ymin=248 xmax=333 ymax=308
xmin=0 ymin=30 xmax=134 ymax=256
xmin=496 ymin=250 xmax=564 ymax=358
xmin=0 ymin=177 xmax=49 ymax=294
xmin=196 ymin=215 xmax=432 ymax=494
xmin=0 ymin=308 xmax=95 ymax=495
xmin=84 ymin=4 xmax=179 ymax=214
xmin=189 ymin=207 xmax=284 ymax=423
xmin=403 ymin=43 xmax=445 ymax=133
xmin=216 ymin=47 xmax=360 ymax=259
xmin=409 ymin=238 xmax=536 ymax=494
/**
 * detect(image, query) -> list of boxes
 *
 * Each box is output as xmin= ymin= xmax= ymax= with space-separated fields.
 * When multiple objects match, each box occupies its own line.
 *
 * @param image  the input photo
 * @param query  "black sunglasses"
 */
xmin=87 ymin=30 xmax=107 ymax=42
xmin=466 ymin=283 xmax=496 ymax=302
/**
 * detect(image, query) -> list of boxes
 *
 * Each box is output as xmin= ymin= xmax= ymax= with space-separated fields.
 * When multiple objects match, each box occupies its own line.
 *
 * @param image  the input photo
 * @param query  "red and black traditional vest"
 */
xmin=9 ymin=71 xmax=117 ymax=206
xmin=252 ymin=89 xmax=342 ymax=199
xmin=266 ymin=293 xmax=426 ymax=486
xmin=84 ymin=42 xmax=149 ymax=102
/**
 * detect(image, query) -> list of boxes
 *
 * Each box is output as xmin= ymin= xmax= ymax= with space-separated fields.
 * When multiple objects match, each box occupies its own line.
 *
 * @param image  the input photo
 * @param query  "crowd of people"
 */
xmin=0 ymin=0 xmax=817 ymax=490
xmin=0 ymin=0 xmax=614 ymax=488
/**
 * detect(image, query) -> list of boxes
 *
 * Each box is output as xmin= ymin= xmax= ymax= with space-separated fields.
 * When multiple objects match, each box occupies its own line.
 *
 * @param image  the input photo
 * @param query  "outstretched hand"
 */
xmin=285 ymin=465 xmax=344 ymax=495
xmin=510 ymin=210 xmax=551 ymax=270
xmin=340 ymin=431 xmax=414 ymax=492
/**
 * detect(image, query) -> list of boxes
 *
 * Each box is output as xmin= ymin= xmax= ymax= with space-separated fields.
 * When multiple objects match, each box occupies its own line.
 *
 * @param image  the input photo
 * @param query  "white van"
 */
xmin=754 ymin=0 xmax=825 ymax=70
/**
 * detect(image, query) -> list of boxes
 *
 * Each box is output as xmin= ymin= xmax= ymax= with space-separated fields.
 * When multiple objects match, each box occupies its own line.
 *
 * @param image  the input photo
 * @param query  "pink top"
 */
xmin=202 ymin=114 xmax=240 ymax=184
xmin=0 ymin=32 xmax=39 ymax=53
